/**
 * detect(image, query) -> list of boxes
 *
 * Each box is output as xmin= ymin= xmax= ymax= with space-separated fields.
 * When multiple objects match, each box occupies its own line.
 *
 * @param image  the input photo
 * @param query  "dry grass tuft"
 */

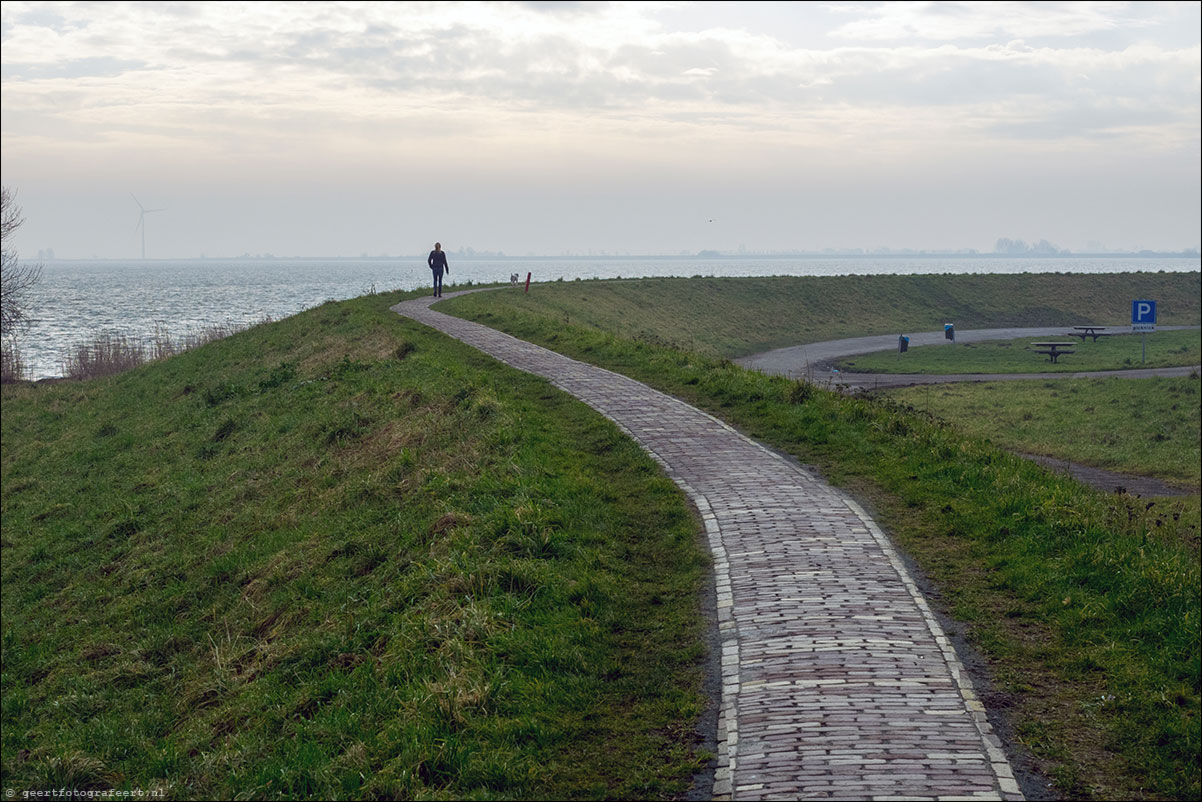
xmin=60 ymin=318 xmax=274 ymax=380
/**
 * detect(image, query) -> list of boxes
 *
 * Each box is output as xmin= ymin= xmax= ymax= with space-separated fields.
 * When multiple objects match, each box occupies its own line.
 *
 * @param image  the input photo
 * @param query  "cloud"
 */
xmin=3 ymin=2 xmax=1194 ymax=150
xmin=825 ymin=1 xmax=1140 ymax=41
xmin=1 ymin=1 xmax=1197 ymax=256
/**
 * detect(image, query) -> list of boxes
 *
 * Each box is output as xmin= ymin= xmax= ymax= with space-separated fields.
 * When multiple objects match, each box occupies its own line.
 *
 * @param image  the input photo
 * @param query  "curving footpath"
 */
xmin=393 ymin=293 xmax=1024 ymax=801
xmin=736 ymin=326 xmax=1201 ymax=390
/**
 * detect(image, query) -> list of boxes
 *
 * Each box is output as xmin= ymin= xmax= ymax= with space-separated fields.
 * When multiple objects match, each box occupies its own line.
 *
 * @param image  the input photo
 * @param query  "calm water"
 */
xmin=13 ymin=255 xmax=1200 ymax=380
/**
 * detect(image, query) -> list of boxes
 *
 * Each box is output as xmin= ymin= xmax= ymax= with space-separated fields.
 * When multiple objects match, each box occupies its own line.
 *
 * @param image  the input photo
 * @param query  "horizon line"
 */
xmin=24 ymin=249 xmax=1202 ymax=263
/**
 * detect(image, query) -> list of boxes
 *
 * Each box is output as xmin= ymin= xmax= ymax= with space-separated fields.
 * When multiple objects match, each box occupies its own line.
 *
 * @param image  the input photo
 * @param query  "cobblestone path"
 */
xmin=393 ymin=294 xmax=1024 ymax=801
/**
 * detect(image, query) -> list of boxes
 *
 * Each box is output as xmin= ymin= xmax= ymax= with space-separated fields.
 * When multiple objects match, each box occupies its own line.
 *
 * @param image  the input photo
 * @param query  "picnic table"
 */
xmin=1031 ymin=341 xmax=1076 ymax=363
xmin=1067 ymin=325 xmax=1111 ymax=342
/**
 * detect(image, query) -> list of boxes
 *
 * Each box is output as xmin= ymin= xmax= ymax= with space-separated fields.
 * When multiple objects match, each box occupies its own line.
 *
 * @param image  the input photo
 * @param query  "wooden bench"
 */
xmin=1066 ymin=326 xmax=1112 ymax=342
xmin=1031 ymin=341 xmax=1076 ymax=363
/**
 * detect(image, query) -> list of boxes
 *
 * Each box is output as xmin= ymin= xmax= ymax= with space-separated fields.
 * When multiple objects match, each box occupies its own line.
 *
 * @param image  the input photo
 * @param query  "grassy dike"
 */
xmin=440 ymin=274 xmax=1200 ymax=801
xmin=468 ymin=271 xmax=1201 ymax=358
xmin=1 ymin=290 xmax=711 ymax=800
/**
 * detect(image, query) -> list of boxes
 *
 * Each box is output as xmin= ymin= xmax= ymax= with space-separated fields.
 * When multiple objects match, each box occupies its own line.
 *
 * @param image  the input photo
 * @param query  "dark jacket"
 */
xmin=428 ymin=250 xmax=448 ymax=272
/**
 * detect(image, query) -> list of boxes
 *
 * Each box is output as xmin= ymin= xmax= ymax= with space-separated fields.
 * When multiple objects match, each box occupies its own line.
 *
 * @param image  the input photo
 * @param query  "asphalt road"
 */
xmin=736 ymin=326 xmax=1201 ymax=389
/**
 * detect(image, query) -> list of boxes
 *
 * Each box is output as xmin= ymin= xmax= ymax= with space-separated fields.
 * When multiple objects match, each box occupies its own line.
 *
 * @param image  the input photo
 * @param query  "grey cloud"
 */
xmin=6 ymin=10 xmax=1195 ymax=156
xmin=818 ymin=54 xmax=1070 ymax=106
xmin=0 ymin=5 xmax=68 ymax=34
xmin=984 ymin=105 xmax=1195 ymax=142
xmin=0 ymin=55 xmax=145 ymax=80
xmin=510 ymin=2 xmax=617 ymax=18
xmin=12 ymin=3 xmax=1187 ymax=135
xmin=828 ymin=1 xmax=1135 ymax=41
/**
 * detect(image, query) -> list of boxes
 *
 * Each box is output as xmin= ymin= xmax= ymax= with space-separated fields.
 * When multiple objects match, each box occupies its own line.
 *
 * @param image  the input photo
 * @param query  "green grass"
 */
xmin=452 ymin=273 xmax=1200 ymax=487
xmin=839 ymin=329 xmax=1201 ymax=374
xmin=439 ymin=278 xmax=1201 ymax=801
xmin=6 ymin=272 xmax=1199 ymax=800
xmin=886 ymin=378 xmax=1202 ymax=489
xmin=471 ymin=272 xmax=1201 ymax=357
xmin=1 ymin=290 xmax=711 ymax=800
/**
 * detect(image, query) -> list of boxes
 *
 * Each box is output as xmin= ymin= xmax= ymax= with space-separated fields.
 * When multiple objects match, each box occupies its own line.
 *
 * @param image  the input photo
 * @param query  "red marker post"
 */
xmin=525 ymin=272 xmax=531 ymax=294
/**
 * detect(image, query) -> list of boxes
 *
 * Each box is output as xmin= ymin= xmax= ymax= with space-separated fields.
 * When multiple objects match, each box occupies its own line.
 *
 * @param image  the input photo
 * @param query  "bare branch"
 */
xmin=1 ymin=186 xmax=43 ymax=336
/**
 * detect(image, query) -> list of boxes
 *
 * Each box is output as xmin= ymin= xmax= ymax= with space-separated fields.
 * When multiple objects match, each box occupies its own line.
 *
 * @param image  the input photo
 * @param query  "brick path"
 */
xmin=393 ymin=293 xmax=1024 ymax=801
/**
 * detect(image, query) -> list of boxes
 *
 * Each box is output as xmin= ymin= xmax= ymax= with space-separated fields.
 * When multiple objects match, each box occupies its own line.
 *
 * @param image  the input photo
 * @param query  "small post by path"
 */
xmin=525 ymin=272 xmax=531 ymax=294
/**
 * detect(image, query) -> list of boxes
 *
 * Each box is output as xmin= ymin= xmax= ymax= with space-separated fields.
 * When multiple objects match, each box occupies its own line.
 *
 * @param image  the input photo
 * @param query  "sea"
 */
xmin=10 ymin=255 xmax=1200 ymax=380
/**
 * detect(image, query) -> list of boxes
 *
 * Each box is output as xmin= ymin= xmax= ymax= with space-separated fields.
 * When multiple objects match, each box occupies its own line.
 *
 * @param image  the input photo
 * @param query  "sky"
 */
xmin=1 ymin=0 xmax=1199 ymax=259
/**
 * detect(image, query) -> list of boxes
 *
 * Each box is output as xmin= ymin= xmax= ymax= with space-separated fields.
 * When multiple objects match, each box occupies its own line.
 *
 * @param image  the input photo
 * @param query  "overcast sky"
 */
xmin=2 ymin=1 xmax=1199 ymax=259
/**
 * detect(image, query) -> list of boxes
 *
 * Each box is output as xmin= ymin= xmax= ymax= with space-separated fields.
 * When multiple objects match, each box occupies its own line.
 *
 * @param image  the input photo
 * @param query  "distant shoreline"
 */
xmin=22 ymin=252 xmax=1202 ymax=264
xmin=14 ymin=251 xmax=1197 ymax=263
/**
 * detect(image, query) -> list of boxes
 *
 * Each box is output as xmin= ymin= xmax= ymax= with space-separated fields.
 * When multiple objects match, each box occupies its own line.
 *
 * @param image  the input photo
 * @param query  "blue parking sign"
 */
xmin=1132 ymin=300 xmax=1157 ymax=331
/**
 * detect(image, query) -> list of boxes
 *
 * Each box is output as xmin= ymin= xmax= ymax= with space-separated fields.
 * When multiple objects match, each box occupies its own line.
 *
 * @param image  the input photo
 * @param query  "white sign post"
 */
xmin=1132 ymin=300 xmax=1157 ymax=363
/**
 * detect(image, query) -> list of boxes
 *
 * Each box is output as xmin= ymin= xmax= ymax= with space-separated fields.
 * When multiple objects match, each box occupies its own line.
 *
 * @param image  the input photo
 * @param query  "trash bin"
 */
xmin=898 ymin=335 xmax=909 ymax=353
xmin=944 ymin=323 xmax=955 ymax=342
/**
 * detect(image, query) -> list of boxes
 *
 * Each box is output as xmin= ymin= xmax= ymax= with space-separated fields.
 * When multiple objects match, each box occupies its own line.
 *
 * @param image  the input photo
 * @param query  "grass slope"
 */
xmin=450 ymin=273 xmax=1200 ymax=489
xmin=451 ymin=272 xmax=1201 ymax=358
xmin=887 ymin=378 xmax=1202 ymax=488
xmin=1 ymin=290 xmax=710 ymax=800
xmin=440 ymin=277 xmax=1201 ymax=801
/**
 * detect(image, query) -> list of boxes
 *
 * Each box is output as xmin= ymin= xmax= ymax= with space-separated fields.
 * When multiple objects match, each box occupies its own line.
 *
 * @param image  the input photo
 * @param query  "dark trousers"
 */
xmin=431 ymin=268 xmax=444 ymax=296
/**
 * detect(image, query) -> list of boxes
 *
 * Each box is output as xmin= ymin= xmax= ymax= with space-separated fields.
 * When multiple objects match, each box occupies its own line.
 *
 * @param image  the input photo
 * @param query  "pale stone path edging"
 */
xmin=392 ymin=293 xmax=1024 ymax=801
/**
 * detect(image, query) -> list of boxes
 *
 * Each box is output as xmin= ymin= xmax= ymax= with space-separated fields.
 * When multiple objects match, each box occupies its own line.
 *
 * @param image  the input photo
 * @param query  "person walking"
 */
xmin=427 ymin=242 xmax=449 ymax=297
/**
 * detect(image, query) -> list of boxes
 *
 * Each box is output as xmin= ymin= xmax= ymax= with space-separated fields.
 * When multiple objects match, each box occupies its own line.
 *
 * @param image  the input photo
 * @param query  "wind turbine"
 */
xmin=131 ymin=194 xmax=166 ymax=259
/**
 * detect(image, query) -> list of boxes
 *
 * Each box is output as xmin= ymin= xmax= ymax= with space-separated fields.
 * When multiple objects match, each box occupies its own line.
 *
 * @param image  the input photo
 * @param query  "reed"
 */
xmin=59 ymin=317 xmax=274 ymax=380
xmin=61 ymin=332 xmax=147 ymax=379
xmin=0 ymin=337 xmax=27 ymax=383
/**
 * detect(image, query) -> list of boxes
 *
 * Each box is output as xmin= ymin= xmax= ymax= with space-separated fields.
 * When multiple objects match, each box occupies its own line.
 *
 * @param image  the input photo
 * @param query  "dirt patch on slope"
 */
xmin=1019 ymin=452 xmax=1195 ymax=497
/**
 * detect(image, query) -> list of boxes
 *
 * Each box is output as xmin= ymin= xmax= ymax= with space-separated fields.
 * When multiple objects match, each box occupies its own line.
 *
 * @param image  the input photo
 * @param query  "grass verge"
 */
xmin=440 ymin=281 xmax=1201 ymax=800
xmin=1 ymin=289 xmax=711 ymax=800
xmin=886 ymin=378 xmax=1201 ymax=488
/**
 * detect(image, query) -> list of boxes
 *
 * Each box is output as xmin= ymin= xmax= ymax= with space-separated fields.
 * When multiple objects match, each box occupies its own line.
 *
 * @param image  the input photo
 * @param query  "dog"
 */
xmin=510 ymin=273 xmax=519 ymax=286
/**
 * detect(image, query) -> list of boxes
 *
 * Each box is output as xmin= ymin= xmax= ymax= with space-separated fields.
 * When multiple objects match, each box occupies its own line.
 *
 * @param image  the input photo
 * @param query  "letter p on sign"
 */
xmin=1132 ymin=299 xmax=1157 ymax=331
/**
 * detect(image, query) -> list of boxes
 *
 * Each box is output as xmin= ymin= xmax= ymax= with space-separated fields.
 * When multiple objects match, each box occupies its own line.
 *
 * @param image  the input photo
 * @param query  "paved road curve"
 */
xmin=736 ymin=326 xmax=1200 ymax=390
xmin=393 ymin=293 xmax=1024 ymax=801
